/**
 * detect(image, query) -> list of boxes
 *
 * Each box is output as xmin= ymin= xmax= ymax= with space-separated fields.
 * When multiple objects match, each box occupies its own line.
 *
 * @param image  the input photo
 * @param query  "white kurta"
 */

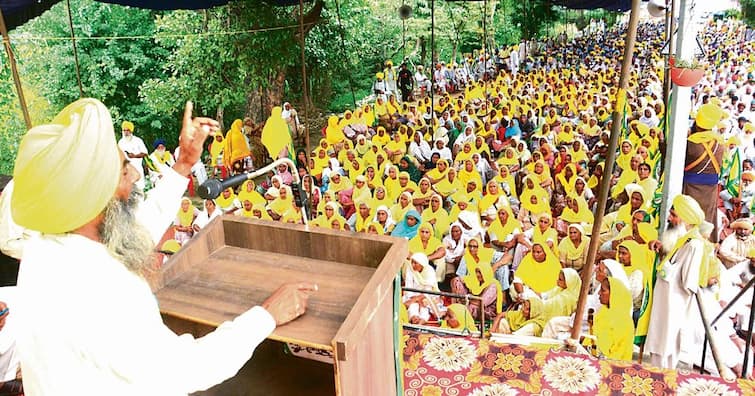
xmin=645 ymin=238 xmax=702 ymax=369
xmin=118 ymin=135 xmax=149 ymax=190
xmin=17 ymin=167 xmax=276 ymax=395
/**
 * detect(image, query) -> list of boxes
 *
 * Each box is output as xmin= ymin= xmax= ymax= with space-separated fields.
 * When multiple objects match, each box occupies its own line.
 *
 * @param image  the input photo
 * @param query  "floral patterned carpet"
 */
xmin=402 ymin=330 xmax=755 ymax=395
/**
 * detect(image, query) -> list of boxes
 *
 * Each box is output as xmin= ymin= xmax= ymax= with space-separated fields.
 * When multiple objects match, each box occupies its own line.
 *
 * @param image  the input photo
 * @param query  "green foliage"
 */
xmin=742 ymin=0 xmax=755 ymax=27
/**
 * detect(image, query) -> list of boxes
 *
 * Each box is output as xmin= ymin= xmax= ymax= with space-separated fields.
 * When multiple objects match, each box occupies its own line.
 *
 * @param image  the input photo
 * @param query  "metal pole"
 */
xmin=430 ymin=0 xmax=435 ymax=109
xmin=298 ymin=0 xmax=312 ymax=224
xmin=66 ymin=0 xmax=84 ymax=97
xmin=0 ymin=8 xmax=32 ymax=129
xmin=711 ymin=276 xmax=755 ymax=326
xmin=660 ymin=0 xmax=676 ymax=174
xmin=742 ymin=284 xmax=755 ymax=378
xmin=569 ymin=0 xmax=642 ymax=343
xmin=695 ymin=293 xmax=735 ymax=380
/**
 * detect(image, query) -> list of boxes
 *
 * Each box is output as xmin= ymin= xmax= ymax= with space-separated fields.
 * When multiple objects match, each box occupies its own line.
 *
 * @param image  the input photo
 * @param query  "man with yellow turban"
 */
xmin=683 ymin=102 xmax=726 ymax=241
xmin=117 ymin=120 xmax=148 ymax=192
xmin=646 ymin=194 xmax=706 ymax=370
xmin=11 ymin=98 xmax=315 ymax=393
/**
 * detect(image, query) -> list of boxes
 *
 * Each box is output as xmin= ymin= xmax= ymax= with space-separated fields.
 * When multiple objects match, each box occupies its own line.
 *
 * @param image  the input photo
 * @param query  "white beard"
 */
xmin=660 ymin=224 xmax=686 ymax=255
xmin=99 ymin=188 xmax=155 ymax=275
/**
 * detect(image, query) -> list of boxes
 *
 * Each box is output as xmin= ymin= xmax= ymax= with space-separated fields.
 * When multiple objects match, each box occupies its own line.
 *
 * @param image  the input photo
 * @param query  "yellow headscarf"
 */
xmin=421 ymin=194 xmax=450 ymax=238
xmin=486 ymin=205 xmax=521 ymax=241
xmin=520 ymin=177 xmax=551 ymax=215
xmin=593 ymin=277 xmax=634 ymax=361
xmin=543 ymin=268 xmax=582 ymax=318
xmin=238 ymin=180 xmax=266 ymax=206
xmin=462 ymin=239 xmax=503 ymax=313
xmin=177 ymin=198 xmax=196 ymax=227
xmin=408 ymin=223 xmax=444 ymax=256
xmin=442 ymin=303 xmax=477 ymax=332
xmin=505 ymin=296 xmax=546 ymax=335
xmin=325 ymin=115 xmax=346 ymax=145
xmin=515 ymin=242 xmax=562 ymax=294
xmin=251 ymin=203 xmax=272 ymax=220
xmin=560 ymin=195 xmax=594 ymax=225
xmin=215 ymin=188 xmax=237 ymax=209
xmin=12 ymin=98 xmax=121 ymax=234
xmin=558 ymin=223 xmax=589 ymax=261
xmin=223 ymin=119 xmax=250 ymax=169
xmin=267 ymin=185 xmax=294 ymax=216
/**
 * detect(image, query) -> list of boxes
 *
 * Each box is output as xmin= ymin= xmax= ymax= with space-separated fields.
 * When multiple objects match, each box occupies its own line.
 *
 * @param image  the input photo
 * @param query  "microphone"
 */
xmin=197 ymin=173 xmax=251 ymax=200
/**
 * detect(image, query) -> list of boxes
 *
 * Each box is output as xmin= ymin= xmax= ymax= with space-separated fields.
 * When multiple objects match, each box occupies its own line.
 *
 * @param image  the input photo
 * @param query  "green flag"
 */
xmin=725 ymin=149 xmax=741 ymax=198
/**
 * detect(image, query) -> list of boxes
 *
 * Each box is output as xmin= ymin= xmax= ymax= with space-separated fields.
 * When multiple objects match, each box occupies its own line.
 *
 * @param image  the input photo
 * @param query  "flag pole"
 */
xmin=0 ymin=8 xmax=32 ymax=129
xmin=569 ymin=0 xmax=642 ymax=345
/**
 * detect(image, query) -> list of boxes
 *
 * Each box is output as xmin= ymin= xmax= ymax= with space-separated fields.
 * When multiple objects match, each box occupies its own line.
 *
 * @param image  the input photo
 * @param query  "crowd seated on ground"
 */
xmin=164 ymin=16 xmax=755 ymax=369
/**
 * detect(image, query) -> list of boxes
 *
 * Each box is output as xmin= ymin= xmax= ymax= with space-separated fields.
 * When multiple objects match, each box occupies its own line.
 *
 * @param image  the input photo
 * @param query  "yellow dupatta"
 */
xmin=223 ymin=119 xmax=250 ymax=168
xmin=421 ymin=197 xmax=450 ymax=238
xmin=237 ymin=180 xmax=266 ymax=206
xmin=441 ymin=303 xmax=477 ymax=332
xmin=177 ymin=198 xmax=195 ymax=227
xmin=408 ymin=223 xmax=444 ymax=256
xmin=215 ymin=188 xmax=237 ymax=209
xmin=462 ymin=242 xmax=503 ymax=313
xmin=267 ymin=186 xmax=294 ymax=216
xmin=560 ymin=195 xmax=594 ymax=225
xmin=543 ymin=268 xmax=582 ymax=318
xmin=506 ymin=296 xmax=546 ymax=335
xmin=593 ymin=277 xmax=634 ymax=361
xmin=516 ymin=242 xmax=561 ymax=293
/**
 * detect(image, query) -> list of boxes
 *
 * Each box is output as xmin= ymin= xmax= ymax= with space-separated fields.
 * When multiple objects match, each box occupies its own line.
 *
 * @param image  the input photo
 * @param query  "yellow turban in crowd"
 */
xmin=672 ymin=194 xmax=704 ymax=226
xmin=12 ymin=98 xmax=121 ymax=234
xmin=695 ymin=102 xmax=726 ymax=130
xmin=121 ymin=120 xmax=134 ymax=131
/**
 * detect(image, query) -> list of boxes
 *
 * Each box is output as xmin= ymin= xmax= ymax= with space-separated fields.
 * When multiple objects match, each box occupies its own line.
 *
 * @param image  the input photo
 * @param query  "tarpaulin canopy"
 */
xmin=551 ymin=0 xmax=633 ymax=12
xmin=1 ymin=0 xmax=306 ymax=31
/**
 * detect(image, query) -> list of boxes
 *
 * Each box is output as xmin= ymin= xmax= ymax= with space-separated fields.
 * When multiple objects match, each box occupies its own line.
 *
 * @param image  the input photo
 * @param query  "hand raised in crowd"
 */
xmin=262 ymin=282 xmax=318 ymax=326
xmin=173 ymin=101 xmax=220 ymax=177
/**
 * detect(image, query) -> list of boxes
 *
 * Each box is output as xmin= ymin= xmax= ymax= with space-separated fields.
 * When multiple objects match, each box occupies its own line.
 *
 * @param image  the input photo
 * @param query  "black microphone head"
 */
xmin=197 ymin=178 xmax=223 ymax=200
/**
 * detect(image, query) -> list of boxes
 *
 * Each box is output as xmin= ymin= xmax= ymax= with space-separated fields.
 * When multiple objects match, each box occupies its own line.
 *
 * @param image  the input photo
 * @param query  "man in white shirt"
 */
xmin=117 ymin=120 xmax=148 ymax=192
xmin=12 ymin=99 xmax=315 ymax=395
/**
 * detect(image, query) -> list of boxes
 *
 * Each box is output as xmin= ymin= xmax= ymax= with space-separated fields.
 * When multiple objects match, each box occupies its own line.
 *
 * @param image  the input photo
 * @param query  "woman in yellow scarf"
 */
xmin=324 ymin=115 xmax=345 ymax=146
xmin=441 ymin=303 xmax=477 ymax=333
xmin=174 ymin=198 xmax=198 ymax=244
xmin=616 ymin=240 xmax=654 ymax=343
xmin=370 ymin=186 xmax=393 ymax=209
xmin=558 ymin=224 xmax=590 ymax=273
xmin=450 ymin=238 xmax=504 ymax=320
xmin=237 ymin=180 xmax=266 ymax=206
xmin=237 ymin=199 xmax=257 ymax=218
xmin=555 ymin=163 xmax=578 ymax=196
xmin=514 ymin=242 xmax=562 ymax=296
xmin=383 ymin=166 xmax=402 ymax=202
xmin=541 ymin=268 xmax=582 ymax=320
xmin=222 ymin=119 xmax=250 ymax=172
xmin=421 ymin=194 xmax=450 ymax=239
xmin=531 ymin=160 xmax=553 ymax=191
xmin=497 ymin=147 xmax=520 ymax=169
xmin=457 ymin=159 xmax=483 ymax=193
xmin=362 ymin=103 xmax=376 ymax=127
xmin=433 ymin=168 xmax=463 ymax=199
xmin=215 ymin=187 xmax=240 ymax=214
xmin=327 ymin=172 xmax=352 ymax=194
xmin=613 ymin=184 xmax=648 ymax=227
xmin=250 ymin=203 xmax=273 ymax=220
xmin=351 ymin=175 xmax=372 ymax=204
xmin=485 ymin=205 xmax=522 ymax=251
xmin=371 ymin=126 xmax=391 ymax=148
xmin=366 ymin=222 xmax=385 ymax=235
xmin=384 ymin=133 xmax=407 ymax=164
xmin=347 ymin=157 xmax=366 ymax=183
xmin=411 ymin=178 xmax=434 ymax=211
xmin=592 ymin=277 xmax=634 ymax=361
xmin=267 ymin=185 xmax=294 ymax=221
xmin=209 ymin=133 xmax=226 ymax=178
xmin=354 ymin=134 xmax=372 ymax=157
xmin=397 ymin=171 xmax=419 ymax=195
xmin=316 ymin=190 xmax=336 ymax=217
xmin=364 ymin=164 xmax=383 ymax=190
xmin=478 ymin=180 xmax=504 ymax=217
xmin=615 ymin=139 xmax=635 ymax=171
xmin=425 ymin=159 xmax=449 ymax=184
xmin=493 ymin=165 xmax=518 ymax=199
xmin=560 ymin=194 xmax=594 ymax=226
xmin=492 ymin=296 xmax=546 ymax=336
xmin=519 ymin=176 xmax=551 ymax=224
xmin=408 ymin=223 xmax=447 ymax=281
xmin=588 ymin=162 xmax=604 ymax=190
xmin=313 ymin=201 xmax=346 ymax=229
xmin=454 ymin=142 xmax=476 ymax=166
xmin=311 ymin=148 xmax=330 ymax=181
xmin=390 ymin=192 xmax=416 ymax=224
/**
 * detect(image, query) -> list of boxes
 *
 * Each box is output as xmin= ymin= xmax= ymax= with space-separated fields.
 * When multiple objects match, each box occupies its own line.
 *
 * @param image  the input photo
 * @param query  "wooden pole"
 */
xmin=66 ymin=0 xmax=84 ymax=98
xmin=0 ymin=8 xmax=32 ymax=130
xmin=569 ymin=0 xmax=642 ymax=343
xmin=298 ymin=0 xmax=312 ymax=221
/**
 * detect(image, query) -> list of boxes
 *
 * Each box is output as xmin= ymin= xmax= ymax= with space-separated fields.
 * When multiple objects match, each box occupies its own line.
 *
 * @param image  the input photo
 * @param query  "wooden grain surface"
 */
xmin=157 ymin=246 xmax=375 ymax=349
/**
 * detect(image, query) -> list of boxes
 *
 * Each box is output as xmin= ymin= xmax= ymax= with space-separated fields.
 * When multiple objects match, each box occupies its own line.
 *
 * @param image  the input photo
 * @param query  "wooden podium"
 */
xmin=153 ymin=216 xmax=407 ymax=395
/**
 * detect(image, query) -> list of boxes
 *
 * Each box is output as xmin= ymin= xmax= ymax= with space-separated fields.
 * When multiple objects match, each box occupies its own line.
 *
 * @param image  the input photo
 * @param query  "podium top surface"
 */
xmin=155 ymin=216 xmax=407 ymax=352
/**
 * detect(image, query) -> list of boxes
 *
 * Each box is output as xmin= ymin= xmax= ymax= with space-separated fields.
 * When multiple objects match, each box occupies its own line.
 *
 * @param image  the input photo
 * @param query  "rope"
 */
xmin=2 ymin=22 xmax=317 ymax=42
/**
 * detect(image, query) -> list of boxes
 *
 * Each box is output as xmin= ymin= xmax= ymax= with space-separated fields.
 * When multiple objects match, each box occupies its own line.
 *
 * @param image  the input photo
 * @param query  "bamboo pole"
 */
xmin=0 ymin=8 xmax=32 ymax=129
xmin=695 ymin=293 xmax=735 ymax=381
xmin=569 ymin=0 xmax=642 ymax=344
xmin=66 ymin=0 xmax=84 ymax=97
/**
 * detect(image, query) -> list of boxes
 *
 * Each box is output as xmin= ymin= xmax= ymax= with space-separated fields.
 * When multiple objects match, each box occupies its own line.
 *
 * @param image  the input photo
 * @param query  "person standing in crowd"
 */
xmin=117 ymin=120 xmax=148 ymax=192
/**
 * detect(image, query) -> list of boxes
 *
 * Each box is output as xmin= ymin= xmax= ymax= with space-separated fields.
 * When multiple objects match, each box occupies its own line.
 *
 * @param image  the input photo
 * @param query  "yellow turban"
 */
xmin=376 ymin=72 xmax=384 ymax=80
xmin=672 ymin=194 xmax=704 ymax=226
xmin=121 ymin=120 xmax=134 ymax=131
xmin=695 ymin=102 xmax=726 ymax=130
xmin=12 ymin=98 xmax=121 ymax=234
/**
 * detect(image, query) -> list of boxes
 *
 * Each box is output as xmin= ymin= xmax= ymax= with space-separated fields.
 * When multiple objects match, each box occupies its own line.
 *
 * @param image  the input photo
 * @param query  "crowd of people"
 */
xmin=146 ymin=16 xmax=755 ymax=375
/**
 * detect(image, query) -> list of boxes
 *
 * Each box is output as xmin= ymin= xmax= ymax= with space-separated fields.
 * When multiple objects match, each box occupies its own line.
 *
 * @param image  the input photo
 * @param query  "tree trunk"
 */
xmin=215 ymin=105 xmax=224 ymax=131
xmin=245 ymin=86 xmax=262 ymax=123
xmin=419 ymin=35 xmax=426 ymax=65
